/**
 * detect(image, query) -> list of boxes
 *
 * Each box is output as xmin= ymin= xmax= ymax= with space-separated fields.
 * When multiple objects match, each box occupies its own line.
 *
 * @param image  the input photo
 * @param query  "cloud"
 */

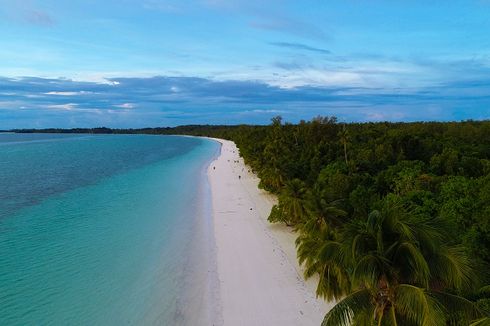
xmin=24 ymin=9 xmax=55 ymax=26
xmin=1 ymin=74 xmax=490 ymax=128
xmin=45 ymin=91 xmax=94 ymax=96
xmin=1 ymin=1 xmax=56 ymax=27
xmin=250 ymin=109 xmax=285 ymax=114
xmin=115 ymin=103 xmax=136 ymax=109
xmin=200 ymin=0 xmax=330 ymax=40
xmin=269 ymin=42 xmax=331 ymax=55
xmin=46 ymin=103 xmax=78 ymax=111
xmin=274 ymin=61 xmax=309 ymax=71
xmin=365 ymin=111 xmax=406 ymax=121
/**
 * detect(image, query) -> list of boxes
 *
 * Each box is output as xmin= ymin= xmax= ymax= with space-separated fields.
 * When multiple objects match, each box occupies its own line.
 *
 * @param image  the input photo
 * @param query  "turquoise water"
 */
xmin=0 ymin=134 xmax=220 ymax=325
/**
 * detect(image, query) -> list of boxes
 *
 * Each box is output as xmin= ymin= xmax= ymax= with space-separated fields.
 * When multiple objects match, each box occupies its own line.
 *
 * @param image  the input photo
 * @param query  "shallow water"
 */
xmin=0 ymin=134 xmax=220 ymax=325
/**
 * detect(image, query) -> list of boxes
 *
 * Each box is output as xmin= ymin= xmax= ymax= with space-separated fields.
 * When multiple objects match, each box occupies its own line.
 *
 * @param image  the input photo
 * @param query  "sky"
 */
xmin=1 ymin=0 xmax=490 ymax=128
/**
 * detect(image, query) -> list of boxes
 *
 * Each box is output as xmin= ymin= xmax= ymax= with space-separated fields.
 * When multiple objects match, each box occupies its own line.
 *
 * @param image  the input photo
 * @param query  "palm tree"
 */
xmin=268 ymin=179 xmax=308 ymax=226
xmin=318 ymin=197 xmax=481 ymax=325
xmin=259 ymin=167 xmax=283 ymax=191
xmin=296 ymin=227 xmax=351 ymax=301
xmin=338 ymin=125 xmax=350 ymax=165
xmin=296 ymin=186 xmax=350 ymax=300
xmin=304 ymin=184 xmax=347 ymax=232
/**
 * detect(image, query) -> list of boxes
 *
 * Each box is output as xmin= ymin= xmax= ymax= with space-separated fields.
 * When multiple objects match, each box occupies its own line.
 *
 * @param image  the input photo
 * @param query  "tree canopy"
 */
xmin=11 ymin=117 xmax=490 ymax=324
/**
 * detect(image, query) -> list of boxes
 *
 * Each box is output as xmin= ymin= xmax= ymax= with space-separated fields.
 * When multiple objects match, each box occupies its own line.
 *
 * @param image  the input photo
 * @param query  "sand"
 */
xmin=207 ymin=139 xmax=334 ymax=326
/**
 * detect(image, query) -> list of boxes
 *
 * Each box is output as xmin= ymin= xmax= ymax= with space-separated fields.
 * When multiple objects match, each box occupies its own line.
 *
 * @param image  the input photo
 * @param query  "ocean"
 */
xmin=0 ymin=133 xmax=221 ymax=325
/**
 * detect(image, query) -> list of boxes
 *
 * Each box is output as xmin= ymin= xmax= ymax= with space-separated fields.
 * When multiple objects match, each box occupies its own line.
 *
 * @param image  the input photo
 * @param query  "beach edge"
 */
xmin=205 ymin=137 xmax=333 ymax=325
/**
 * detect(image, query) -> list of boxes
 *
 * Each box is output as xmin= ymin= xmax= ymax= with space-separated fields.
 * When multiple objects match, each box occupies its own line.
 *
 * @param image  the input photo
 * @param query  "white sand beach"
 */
xmin=207 ymin=139 xmax=334 ymax=326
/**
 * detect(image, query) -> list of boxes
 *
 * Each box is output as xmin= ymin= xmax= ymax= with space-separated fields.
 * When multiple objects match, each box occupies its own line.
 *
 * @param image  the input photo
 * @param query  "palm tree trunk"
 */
xmin=344 ymin=142 xmax=348 ymax=164
xmin=389 ymin=305 xmax=398 ymax=326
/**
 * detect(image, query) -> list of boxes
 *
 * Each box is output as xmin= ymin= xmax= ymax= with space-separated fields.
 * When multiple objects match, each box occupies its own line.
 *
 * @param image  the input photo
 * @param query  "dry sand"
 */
xmin=207 ymin=139 xmax=334 ymax=326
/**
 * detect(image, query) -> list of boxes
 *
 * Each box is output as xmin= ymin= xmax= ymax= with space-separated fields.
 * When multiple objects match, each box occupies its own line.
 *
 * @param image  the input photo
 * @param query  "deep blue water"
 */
xmin=0 ymin=134 xmax=220 ymax=325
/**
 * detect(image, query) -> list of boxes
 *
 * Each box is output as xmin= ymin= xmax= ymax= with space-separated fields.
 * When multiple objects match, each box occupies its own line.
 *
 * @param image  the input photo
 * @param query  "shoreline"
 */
xmin=174 ymin=138 xmax=222 ymax=326
xmin=207 ymin=138 xmax=333 ymax=325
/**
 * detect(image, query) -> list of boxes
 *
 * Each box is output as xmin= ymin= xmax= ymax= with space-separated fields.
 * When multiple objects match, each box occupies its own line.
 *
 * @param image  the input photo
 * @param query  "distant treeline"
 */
xmin=7 ymin=125 xmax=236 ymax=135
xmin=8 ymin=118 xmax=490 ymax=324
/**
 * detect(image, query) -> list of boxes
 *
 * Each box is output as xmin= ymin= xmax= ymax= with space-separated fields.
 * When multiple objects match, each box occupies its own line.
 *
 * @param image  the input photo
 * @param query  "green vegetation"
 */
xmin=178 ymin=118 xmax=490 ymax=325
xmin=11 ymin=118 xmax=490 ymax=324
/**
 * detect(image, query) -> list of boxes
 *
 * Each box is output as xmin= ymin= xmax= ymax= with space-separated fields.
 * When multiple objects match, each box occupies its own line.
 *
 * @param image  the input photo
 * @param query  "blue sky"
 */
xmin=1 ymin=0 xmax=490 ymax=128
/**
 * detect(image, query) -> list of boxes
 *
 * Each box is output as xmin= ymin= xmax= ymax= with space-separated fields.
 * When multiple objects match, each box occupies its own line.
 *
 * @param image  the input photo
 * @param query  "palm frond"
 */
xmin=394 ymin=241 xmax=430 ymax=287
xmin=352 ymin=254 xmax=391 ymax=288
xmin=318 ymin=240 xmax=346 ymax=265
xmin=317 ymin=263 xmax=351 ymax=300
xmin=395 ymin=284 xmax=446 ymax=326
xmin=431 ymin=291 xmax=482 ymax=324
xmin=470 ymin=317 xmax=490 ymax=326
xmin=321 ymin=289 xmax=373 ymax=326
xmin=478 ymin=285 xmax=490 ymax=296
xmin=428 ymin=245 xmax=477 ymax=292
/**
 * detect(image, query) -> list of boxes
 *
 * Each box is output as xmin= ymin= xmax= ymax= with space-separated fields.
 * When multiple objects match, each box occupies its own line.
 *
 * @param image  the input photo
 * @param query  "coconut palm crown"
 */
xmin=298 ymin=196 xmax=483 ymax=325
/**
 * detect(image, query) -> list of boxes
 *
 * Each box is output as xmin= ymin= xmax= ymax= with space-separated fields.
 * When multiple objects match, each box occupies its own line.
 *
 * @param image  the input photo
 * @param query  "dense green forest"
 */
xmin=9 ymin=118 xmax=490 ymax=325
xmin=196 ymin=118 xmax=490 ymax=325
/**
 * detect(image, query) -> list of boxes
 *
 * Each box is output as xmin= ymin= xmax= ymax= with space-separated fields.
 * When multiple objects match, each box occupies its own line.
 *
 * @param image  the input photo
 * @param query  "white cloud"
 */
xmin=25 ymin=94 xmax=44 ymax=98
xmin=266 ymin=70 xmax=364 ymax=89
xmin=46 ymin=103 xmax=78 ymax=110
xmin=251 ymin=109 xmax=285 ymax=113
xmin=115 ymin=103 xmax=136 ymax=109
xmin=0 ymin=100 xmax=25 ymax=109
xmin=365 ymin=111 xmax=406 ymax=121
xmin=44 ymin=91 xmax=93 ymax=96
